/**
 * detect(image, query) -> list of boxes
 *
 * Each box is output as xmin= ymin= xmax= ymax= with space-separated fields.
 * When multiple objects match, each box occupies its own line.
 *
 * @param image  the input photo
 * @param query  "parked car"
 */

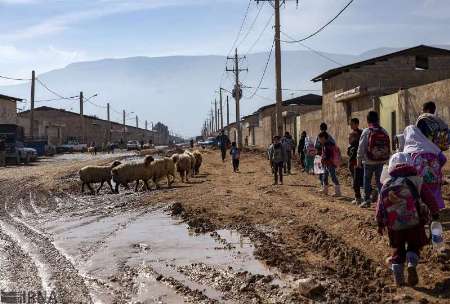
xmin=57 ymin=141 xmax=87 ymax=153
xmin=23 ymin=147 xmax=38 ymax=161
xmin=0 ymin=124 xmax=36 ymax=164
xmin=198 ymin=137 xmax=217 ymax=148
xmin=127 ymin=140 xmax=140 ymax=150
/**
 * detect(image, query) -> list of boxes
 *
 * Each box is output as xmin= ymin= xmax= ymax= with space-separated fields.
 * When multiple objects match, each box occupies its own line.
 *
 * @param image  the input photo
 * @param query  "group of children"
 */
xmin=266 ymin=101 xmax=448 ymax=287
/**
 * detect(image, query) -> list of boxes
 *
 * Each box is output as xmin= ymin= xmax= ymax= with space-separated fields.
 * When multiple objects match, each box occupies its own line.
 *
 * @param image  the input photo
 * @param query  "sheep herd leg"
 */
xmin=96 ymin=181 xmax=104 ymax=194
xmin=134 ymin=180 xmax=140 ymax=192
xmin=87 ymin=183 xmax=95 ymax=195
xmin=81 ymin=182 xmax=85 ymax=193
xmin=107 ymin=180 xmax=114 ymax=193
xmin=144 ymin=180 xmax=151 ymax=191
xmin=114 ymin=183 xmax=120 ymax=194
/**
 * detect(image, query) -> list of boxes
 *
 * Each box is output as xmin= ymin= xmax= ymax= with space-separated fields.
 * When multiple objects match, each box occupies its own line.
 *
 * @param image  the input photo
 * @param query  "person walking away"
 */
xmin=216 ymin=130 xmax=230 ymax=162
xmin=376 ymin=152 xmax=439 ymax=286
xmin=190 ymin=139 xmax=194 ymax=148
xmin=404 ymin=114 xmax=448 ymax=211
xmin=304 ymin=136 xmax=316 ymax=174
xmin=269 ymin=136 xmax=286 ymax=185
xmin=298 ymin=131 xmax=307 ymax=171
xmin=0 ymin=138 xmax=6 ymax=167
xmin=282 ymin=132 xmax=294 ymax=174
xmin=348 ymin=118 xmax=363 ymax=204
xmin=357 ymin=111 xmax=391 ymax=208
xmin=315 ymin=123 xmax=335 ymax=193
xmin=318 ymin=132 xmax=341 ymax=196
xmin=230 ymin=142 xmax=240 ymax=173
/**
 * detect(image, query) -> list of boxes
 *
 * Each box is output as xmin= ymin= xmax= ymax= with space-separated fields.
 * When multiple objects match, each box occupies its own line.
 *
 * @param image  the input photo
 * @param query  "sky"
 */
xmin=0 ymin=0 xmax=449 ymax=80
xmin=1 ymin=0 xmax=450 ymax=135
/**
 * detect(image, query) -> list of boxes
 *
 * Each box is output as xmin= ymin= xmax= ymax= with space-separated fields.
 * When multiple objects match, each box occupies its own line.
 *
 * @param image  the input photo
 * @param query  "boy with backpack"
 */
xmin=304 ymin=136 xmax=316 ymax=174
xmin=376 ymin=152 xmax=439 ymax=287
xmin=357 ymin=111 xmax=391 ymax=208
xmin=268 ymin=136 xmax=286 ymax=185
xmin=348 ymin=118 xmax=363 ymax=204
xmin=230 ymin=142 xmax=240 ymax=173
xmin=318 ymin=132 xmax=341 ymax=196
xmin=315 ymin=123 xmax=335 ymax=193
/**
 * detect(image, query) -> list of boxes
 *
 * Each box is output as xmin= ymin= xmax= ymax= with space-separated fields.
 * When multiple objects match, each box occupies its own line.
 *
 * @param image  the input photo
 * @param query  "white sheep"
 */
xmin=79 ymin=160 xmax=122 ymax=194
xmin=184 ymin=150 xmax=196 ymax=176
xmin=193 ymin=150 xmax=203 ymax=175
xmin=171 ymin=153 xmax=191 ymax=183
xmin=148 ymin=157 xmax=176 ymax=189
xmin=111 ymin=155 xmax=154 ymax=193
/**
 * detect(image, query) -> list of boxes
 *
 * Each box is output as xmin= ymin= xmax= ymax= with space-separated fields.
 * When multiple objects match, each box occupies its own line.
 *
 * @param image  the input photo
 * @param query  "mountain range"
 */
xmin=2 ymin=45 xmax=448 ymax=136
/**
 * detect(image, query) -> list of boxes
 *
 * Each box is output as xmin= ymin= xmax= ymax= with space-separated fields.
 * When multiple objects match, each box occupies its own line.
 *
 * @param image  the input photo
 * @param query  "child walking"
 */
xmin=318 ymin=132 xmax=341 ymax=196
xmin=376 ymin=152 xmax=439 ymax=286
xmin=304 ymin=136 xmax=316 ymax=174
xmin=230 ymin=142 xmax=240 ymax=173
xmin=268 ymin=136 xmax=286 ymax=185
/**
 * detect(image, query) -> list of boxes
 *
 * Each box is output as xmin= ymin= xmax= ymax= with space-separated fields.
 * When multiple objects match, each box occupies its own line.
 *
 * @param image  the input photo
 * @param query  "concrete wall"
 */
xmin=19 ymin=108 xmax=160 ymax=146
xmin=379 ymin=78 xmax=450 ymax=142
xmin=321 ymin=54 xmax=450 ymax=149
xmin=297 ymin=109 xmax=323 ymax=142
xmin=0 ymin=99 xmax=17 ymax=124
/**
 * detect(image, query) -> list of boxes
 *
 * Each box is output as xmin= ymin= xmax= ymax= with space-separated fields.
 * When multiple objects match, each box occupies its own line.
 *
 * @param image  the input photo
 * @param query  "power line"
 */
xmin=87 ymin=99 xmax=107 ymax=109
xmin=245 ymin=39 xmax=275 ymax=99
xmin=35 ymin=96 xmax=78 ymax=103
xmin=244 ymin=85 xmax=320 ymax=92
xmin=0 ymin=75 xmax=31 ymax=81
xmin=281 ymin=31 xmax=343 ymax=66
xmin=236 ymin=2 xmax=266 ymax=49
xmin=245 ymin=12 xmax=274 ymax=56
xmin=280 ymin=0 xmax=355 ymax=43
xmin=35 ymin=78 xmax=75 ymax=100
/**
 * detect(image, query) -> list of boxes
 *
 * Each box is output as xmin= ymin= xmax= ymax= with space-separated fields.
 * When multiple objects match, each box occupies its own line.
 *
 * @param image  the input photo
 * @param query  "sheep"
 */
xmin=79 ymin=160 xmax=122 ymax=194
xmin=111 ymin=155 xmax=154 ymax=193
xmin=171 ymin=153 xmax=191 ymax=183
xmin=184 ymin=150 xmax=196 ymax=176
xmin=148 ymin=157 xmax=176 ymax=189
xmin=193 ymin=150 xmax=203 ymax=175
xmin=87 ymin=147 xmax=96 ymax=155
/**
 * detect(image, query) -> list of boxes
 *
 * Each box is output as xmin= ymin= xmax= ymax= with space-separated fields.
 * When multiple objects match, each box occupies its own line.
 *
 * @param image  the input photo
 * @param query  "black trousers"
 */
xmin=273 ymin=161 xmax=283 ymax=183
xmin=221 ymin=148 xmax=226 ymax=161
xmin=349 ymin=162 xmax=363 ymax=199
xmin=232 ymin=159 xmax=240 ymax=172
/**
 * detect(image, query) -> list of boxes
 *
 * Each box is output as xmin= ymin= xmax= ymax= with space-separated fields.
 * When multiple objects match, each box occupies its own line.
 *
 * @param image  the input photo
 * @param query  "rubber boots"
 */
xmin=391 ymin=263 xmax=405 ymax=286
xmin=333 ymin=185 xmax=341 ymax=197
xmin=406 ymin=252 xmax=419 ymax=286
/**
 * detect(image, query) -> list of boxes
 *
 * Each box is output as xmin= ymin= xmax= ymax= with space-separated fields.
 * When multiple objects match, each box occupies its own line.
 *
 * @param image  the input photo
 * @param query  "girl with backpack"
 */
xmin=376 ymin=152 xmax=439 ymax=287
xmin=304 ymin=136 xmax=316 ymax=174
xmin=318 ymin=132 xmax=341 ymax=196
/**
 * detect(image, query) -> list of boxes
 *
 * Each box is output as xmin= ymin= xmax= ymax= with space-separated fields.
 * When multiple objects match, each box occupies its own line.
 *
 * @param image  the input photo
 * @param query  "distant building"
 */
xmin=225 ymin=94 xmax=322 ymax=148
xmin=312 ymin=45 xmax=450 ymax=148
xmin=18 ymin=106 xmax=159 ymax=146
xmin=0 ymin=94 xmax=22 ymax=124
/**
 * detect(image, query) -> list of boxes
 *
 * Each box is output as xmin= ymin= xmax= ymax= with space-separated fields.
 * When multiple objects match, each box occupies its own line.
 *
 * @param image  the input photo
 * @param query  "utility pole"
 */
xmin=80 ymin=91 xmax=85 ymax=144
xmin=30 ymin=70 xmax=35 ymax=139
xmin=107 ymin=102 xmax=111 ymax=142
xmin=122 ymin=110 xmax=126 ymax=143
xmin=226 ymin=95 xmax=230 ymax=127
xmin=255 ymin=0 xmax=298 ymax=136
xmin=145 ymin=120 xmax=148 ymax=130
xmin=226 ymin=48 xmax=247 ymax=148
xmin=136 ymin=115 xmax=138 ymax=128
xmin=219 ymin=88 xmax=224 ymax=130
xmin=214 ymin=98 xmax=218 ymax=132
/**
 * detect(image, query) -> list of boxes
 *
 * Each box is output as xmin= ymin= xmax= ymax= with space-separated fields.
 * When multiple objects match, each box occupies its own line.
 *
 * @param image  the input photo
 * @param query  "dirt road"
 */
xmin=0 ymin=150 xmax=449 ymax=303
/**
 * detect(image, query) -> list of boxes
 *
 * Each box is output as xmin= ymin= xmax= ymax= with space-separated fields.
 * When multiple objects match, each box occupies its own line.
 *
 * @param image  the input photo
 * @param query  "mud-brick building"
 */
xmin=0 ymin=94 xmax=22 ymax=124
xmin=18 ymin=106 xmax=160 ymax=146
xmin=379 ymin=78 xmax=450 ymax=148
xmin=312 ymin=45 xmax=450 ymax=149
xmin=225 ymin=94 xmax=322 ymax=149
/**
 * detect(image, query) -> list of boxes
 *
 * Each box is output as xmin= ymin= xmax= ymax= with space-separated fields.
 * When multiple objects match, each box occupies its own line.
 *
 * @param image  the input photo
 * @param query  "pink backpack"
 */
xmin=331 ymin=145 xmax=342 ymax=167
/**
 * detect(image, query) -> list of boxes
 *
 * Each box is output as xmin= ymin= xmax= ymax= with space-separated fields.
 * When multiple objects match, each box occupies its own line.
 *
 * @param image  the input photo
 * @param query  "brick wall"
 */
xmin=0 ymin=99 xmax=17 ymax=124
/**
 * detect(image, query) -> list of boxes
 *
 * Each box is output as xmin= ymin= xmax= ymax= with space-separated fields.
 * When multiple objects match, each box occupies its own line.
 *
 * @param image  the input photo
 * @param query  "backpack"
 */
xmin=417 ymin=114 xmax=449 ymax=151
xmin=307 ymin=143 xmax=317 ymax=157
xmin=379 ymin=177 xmax=430 ymax=231
xmin=367 ymin=128 xmax=391 ymax=161
xmin=331 ymin=145 xmax=342 ymax=167
xmin=411 ymin=152 xmax=442 ymax=185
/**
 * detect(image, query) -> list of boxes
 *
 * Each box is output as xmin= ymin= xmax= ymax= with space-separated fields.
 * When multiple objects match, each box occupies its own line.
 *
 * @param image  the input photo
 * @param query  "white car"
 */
xmin=127 ymin=140 xmax=140 ymax=150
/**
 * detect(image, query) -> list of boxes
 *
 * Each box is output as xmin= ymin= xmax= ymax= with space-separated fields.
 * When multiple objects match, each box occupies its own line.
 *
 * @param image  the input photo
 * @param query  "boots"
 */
xmin=391 ymin=263 xmax=405 ymax=286
xmin=320 ymin=185 xmax=328 ymax=195
xmin=406 ymin=252 xmax=419 ymax=286
xmin=333 ymin=185 xmax=341 ymax=197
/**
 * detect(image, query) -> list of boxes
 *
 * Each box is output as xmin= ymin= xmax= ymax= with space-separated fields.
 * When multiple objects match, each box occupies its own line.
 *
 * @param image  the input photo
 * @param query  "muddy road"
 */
xmin=0 ymin=150 xmax=449 ymax=303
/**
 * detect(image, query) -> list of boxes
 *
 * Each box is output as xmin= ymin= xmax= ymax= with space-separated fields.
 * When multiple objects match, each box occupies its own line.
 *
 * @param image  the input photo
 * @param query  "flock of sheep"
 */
xmin=79 ymin=149 xmax=203 ymax=194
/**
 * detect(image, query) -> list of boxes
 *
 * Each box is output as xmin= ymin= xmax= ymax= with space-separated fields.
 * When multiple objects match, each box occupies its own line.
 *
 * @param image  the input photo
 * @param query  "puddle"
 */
xmin=33 ymin=203 xmax=293 ymax=303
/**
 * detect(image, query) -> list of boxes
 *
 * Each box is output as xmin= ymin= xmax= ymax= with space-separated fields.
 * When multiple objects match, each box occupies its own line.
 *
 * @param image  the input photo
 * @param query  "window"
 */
xmin=415 ymin=55 xmax=429 ymax=70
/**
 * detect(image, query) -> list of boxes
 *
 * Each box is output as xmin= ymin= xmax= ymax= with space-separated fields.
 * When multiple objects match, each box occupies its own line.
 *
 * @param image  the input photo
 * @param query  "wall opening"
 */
xmin=345 ymin=102 xmax=352 ymax=124
xmin=415 ymin=55 xmax=429 ymax=70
